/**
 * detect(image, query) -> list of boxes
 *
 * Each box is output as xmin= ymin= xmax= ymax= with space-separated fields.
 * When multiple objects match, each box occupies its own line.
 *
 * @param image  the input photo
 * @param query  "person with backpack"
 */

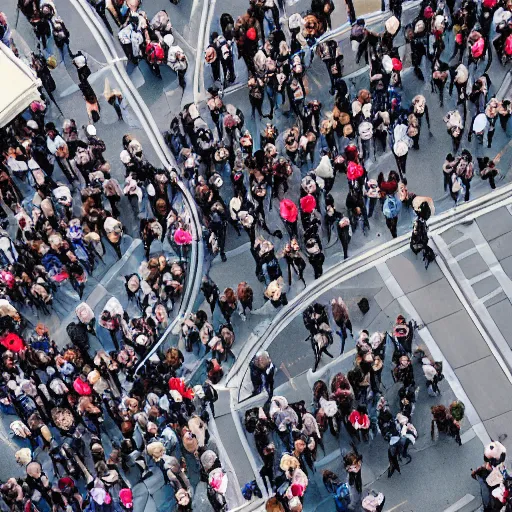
xmin=383 ymin=191 xmax=401 ymax=239
xmin=250 ymin=350 xmax=275 ymax=397
xmin=118 ymin=15 xmax=144 ymax=64
xmin=443 ymin=110 xmax=464 ymax=152
xmin=212 ymin=32 xmax=236 ymax=87
xmin=316 ymin=40 xmax=344 ymax=95
xmin=323 ymin=470 xmax=351 ymax=512
xmin=390 ymin=117 xmax=411 ymax=178
xmin=165 ymin=34 xmax=188 ymax=89
xmin=51 ymin=17 xmax=70 ymax=61
xmin=45 ymin=122 xmax=78 ymax=185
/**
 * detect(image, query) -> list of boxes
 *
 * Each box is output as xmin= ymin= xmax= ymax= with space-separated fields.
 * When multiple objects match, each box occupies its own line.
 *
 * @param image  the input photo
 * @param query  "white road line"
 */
xmin=228 ymin=388 xmax=269 ymax=499
xmin=461 ymin=428 xmax=477 ymax=445
xmin=229 ymin=186 xmax=512 ymax=389
xmin=434 ymin=234 xmax=512 ymax=384
xmin=208 ymin=405 xmax=246 ymax=508
xmin=468 ymin=270 xmax=493 ymax=285
xmin=193 ymin=0 xmax=210 ymax=104
xmin=375 ymin=263 xmax=490 ymax=445
xmin=443 ymin=494 xmax=476 ymax=512
xmin=479 ymin=286 xmax=504 ymax=305
xmin=454 ymin=246 xmax=478 ymax=261
xmin=447 ymin=234 xmax=469 ymax=249
xmin=467 ymin=223 xmax=512 ymax=302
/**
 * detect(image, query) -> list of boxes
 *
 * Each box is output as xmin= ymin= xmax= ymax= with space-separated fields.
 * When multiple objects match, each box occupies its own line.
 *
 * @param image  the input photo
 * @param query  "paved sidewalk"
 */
xmin=431 ymin=205 xmax=512 ymax=455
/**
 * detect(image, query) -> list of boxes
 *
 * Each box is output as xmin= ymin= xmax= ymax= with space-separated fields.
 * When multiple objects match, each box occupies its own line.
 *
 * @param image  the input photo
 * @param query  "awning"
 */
xmin=0 ymin=41 xmax=42 ymax=128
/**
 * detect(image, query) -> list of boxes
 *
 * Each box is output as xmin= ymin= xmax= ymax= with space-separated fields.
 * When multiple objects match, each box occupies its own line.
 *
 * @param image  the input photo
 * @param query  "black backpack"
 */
xmin=244 ymin=407 xmax=260 ymax=433
xmin=66 ymin=322 xmax=89 ymax=350
xmin=358 ymin=298 xmax=370 ymax=314
xmin=423 ymin=245 xmax=436 ymax=269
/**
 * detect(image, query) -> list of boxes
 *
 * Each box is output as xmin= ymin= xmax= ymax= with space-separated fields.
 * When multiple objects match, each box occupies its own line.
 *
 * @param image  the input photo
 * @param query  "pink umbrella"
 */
xmin=280 ymin=199 xmax=298 ymax=223
xmin=174 ymin=228 xmax=193 ymax=246
xmin=300 ymin=194 xmax=316 ymax=214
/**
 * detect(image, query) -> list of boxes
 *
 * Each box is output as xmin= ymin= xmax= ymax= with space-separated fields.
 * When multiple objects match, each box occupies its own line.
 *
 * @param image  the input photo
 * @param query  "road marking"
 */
xmin=461 ymin=427 xmax=477 ymax=445
xmin=447 ymin=235 xmax=469 ymax=249
xmin=385 ymin=502 xmax=409 ymax=512
xmin=280 ymin=362 xmax=298 ymax=390
xmin=375 ymin=263 xmax=491 ymax=446
xmin=228 ymin=187 xmax=512 ymax=388
xmin=193 ymin=0 xmax=210 ymax=104
xmin=454 ymin=246 xmax=478 ymax=261
xmin=468 ymin=270 xmax=493 ymax=285
xmin=493 ymin=138 xmax=512 ymax=164
xmin=443 ymin=494 xmax=476 ymax=512
xmin=434 ymin=232 xmax=512 ymax=383
xmin=479 ymin=286 xmax=504 ymax=305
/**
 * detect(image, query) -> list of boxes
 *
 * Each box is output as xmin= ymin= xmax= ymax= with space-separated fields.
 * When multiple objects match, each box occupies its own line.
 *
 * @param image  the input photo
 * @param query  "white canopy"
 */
xmin=0 ymin=42 xmax=42 ymax=128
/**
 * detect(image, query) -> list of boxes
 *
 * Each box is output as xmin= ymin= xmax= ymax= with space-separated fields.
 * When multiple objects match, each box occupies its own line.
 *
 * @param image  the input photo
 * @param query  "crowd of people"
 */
xmin=0 ymin=2 xmax=228 ymax=512
xmin=0 ymin=0 xmax=510 ymax=509
xmin=243 ymin=305 xmax=468 ymax=511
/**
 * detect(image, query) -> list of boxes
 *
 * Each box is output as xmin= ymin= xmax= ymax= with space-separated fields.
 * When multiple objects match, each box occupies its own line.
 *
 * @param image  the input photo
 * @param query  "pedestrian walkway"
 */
xmin=232 ymin=250 xmax=486 ymax=511
xmin=430 ymin=204 xmax=512 ymax=454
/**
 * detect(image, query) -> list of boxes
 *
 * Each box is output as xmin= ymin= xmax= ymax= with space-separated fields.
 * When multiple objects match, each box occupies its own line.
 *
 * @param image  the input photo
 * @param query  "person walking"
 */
xmin=331 ymin=297 xmax=353 ymax=354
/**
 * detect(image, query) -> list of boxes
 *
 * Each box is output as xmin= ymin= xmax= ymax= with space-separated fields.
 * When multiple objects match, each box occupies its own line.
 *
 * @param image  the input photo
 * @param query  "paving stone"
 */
xmin=484 ymin=290 xmax=508 ymax=308
xmin=484 ymin=410 xmax=512 ymax=455
xmin=476 ymin=207 xmax=512 ymax=242
xmin=427 ymin=310 xmax=491 ymax=369
xmin=458 ymin=252 xmax=489 ymax=280
xmin=374 ymin=285 xmax=394 ymax=310
xmin=441 ymin=226 xmax=465 ymax=246
xmin=489 ymin=231 xmax=512 ymax=261
xmin=488 ymin=298 xmax=512 ymax=349
xmin=386 ymin=251 xmax=443 ymax=294
xmin=472 ymin=274 xmax=500 ymax=299
xmin=455 ymin=356 xmax=512 ymax=421
xmin=450 ymin=238 xmax=475 ymax=258
xmin=500 ymin=255 xmax=512 ymax=281
xmin=408 ymin=278 xmax=462 ymax=324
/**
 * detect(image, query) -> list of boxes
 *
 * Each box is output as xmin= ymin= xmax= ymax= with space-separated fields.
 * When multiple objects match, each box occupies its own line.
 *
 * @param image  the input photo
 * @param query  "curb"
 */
xmin=68 ymin=0 xmax=205 ymax=373
xmin=226 ymin=182 xmax=512 ymax=393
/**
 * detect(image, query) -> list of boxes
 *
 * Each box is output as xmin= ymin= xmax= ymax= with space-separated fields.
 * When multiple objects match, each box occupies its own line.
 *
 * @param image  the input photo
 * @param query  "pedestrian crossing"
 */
xmin=433 ymin=206 xmax=512 ymax=375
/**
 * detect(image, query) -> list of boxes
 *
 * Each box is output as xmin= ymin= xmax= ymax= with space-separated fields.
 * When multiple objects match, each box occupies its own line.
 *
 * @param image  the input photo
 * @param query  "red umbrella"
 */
xmin=347 ymin=162 xmax=364 ymax=180
xmin=300 ymin=194 xmax=316 ymax=214
xmin=168 ymin=377 xmax=195 ymax=400
xmin=1 ymin=333 xmax=24 ymax=353
xmin=392 ymin=58 xmax=402 ymax=71
xmin=73 ymin=377 xmax=92 ymax=396
xmin=280 ymin=199 xmax=298 ymax=223
xmin=247 ymin=27 xmax=257 ymax=41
